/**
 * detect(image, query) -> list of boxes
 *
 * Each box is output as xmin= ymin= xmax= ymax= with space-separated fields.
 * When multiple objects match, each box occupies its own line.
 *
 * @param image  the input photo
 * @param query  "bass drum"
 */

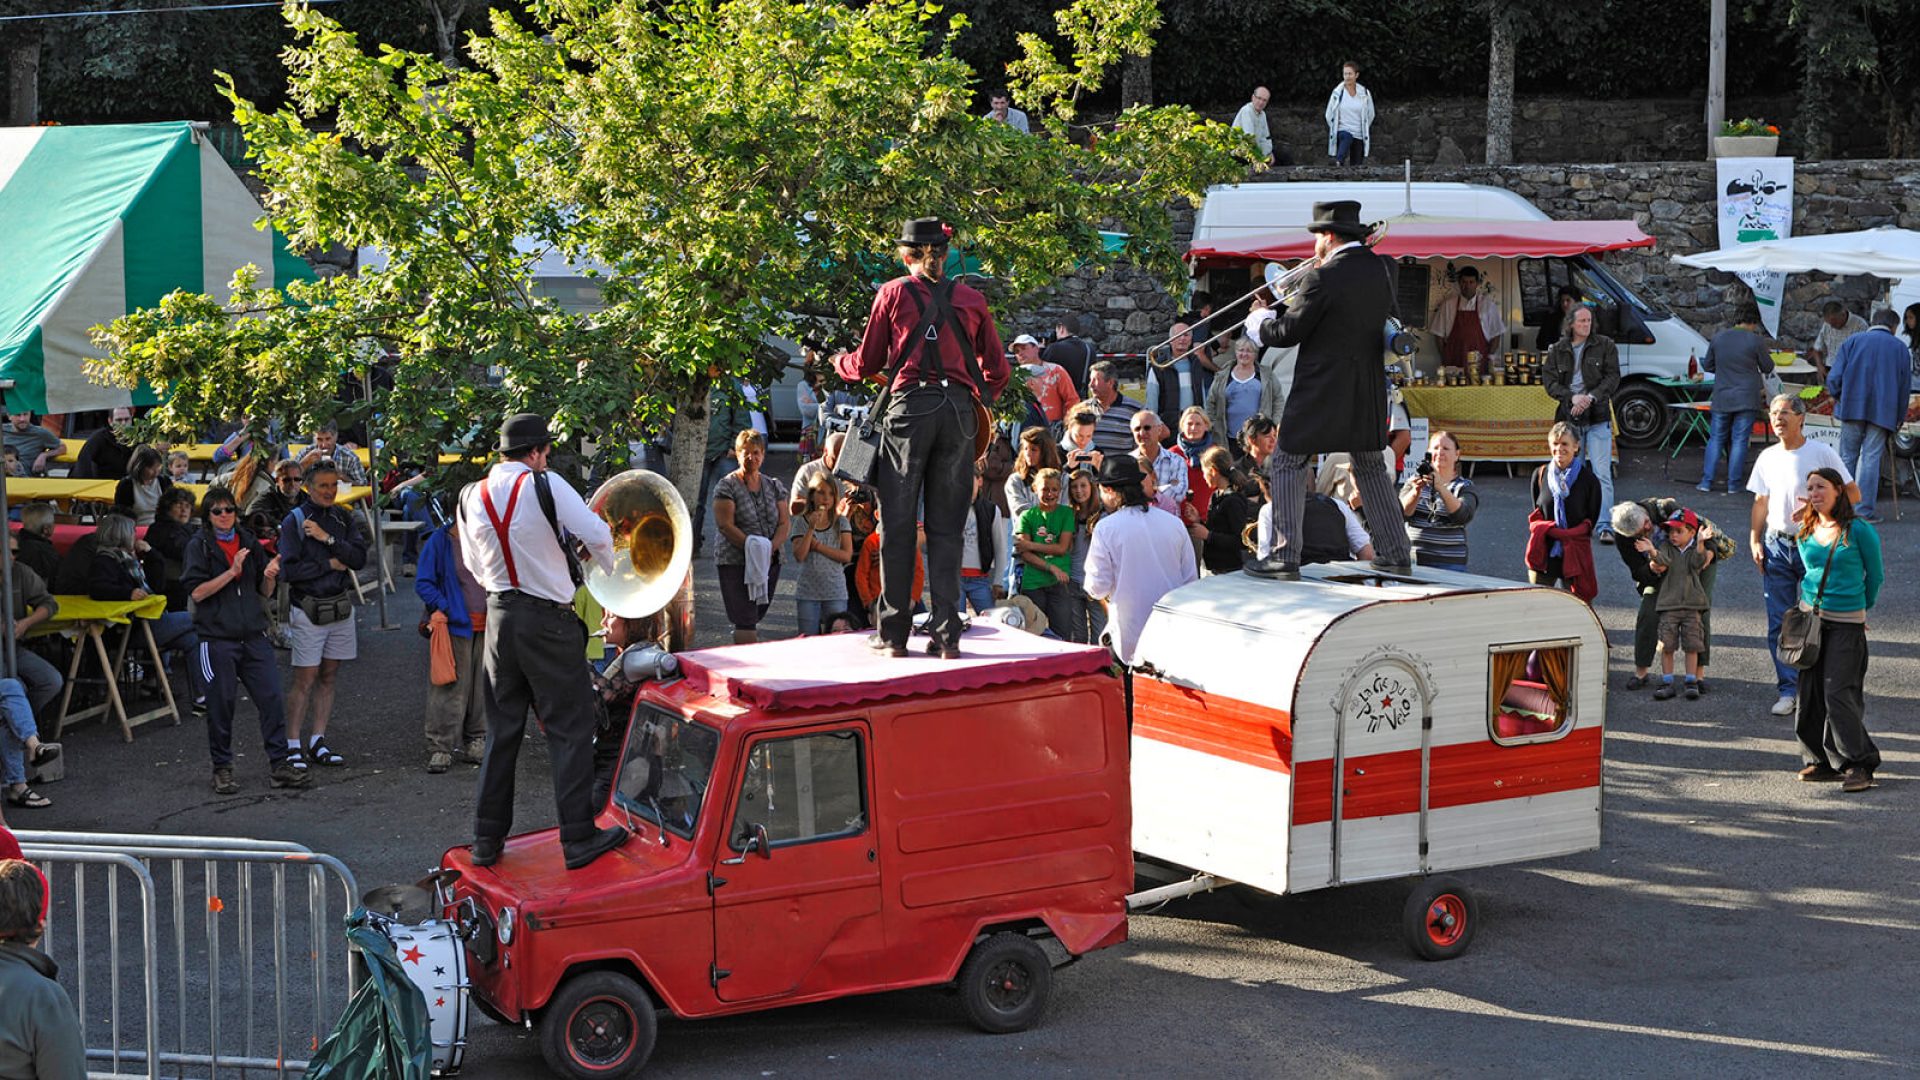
xmin=388 ymin=919 xmax=469 ymax=1075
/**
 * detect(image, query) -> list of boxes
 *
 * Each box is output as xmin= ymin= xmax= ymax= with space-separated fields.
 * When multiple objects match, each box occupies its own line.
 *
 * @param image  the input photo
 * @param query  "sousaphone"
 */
xmin=584 ymin=470 xmax=696 ymax=652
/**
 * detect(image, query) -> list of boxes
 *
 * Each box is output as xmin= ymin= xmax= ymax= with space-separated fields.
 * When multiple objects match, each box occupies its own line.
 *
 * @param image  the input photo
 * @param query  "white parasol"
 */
xmin=1674 ymin=227 xmax=1920 ymax=277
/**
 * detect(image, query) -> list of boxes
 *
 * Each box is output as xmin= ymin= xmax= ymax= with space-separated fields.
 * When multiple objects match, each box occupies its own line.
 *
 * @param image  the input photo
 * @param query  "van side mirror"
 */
xmin=721 ymin=823 xmax=773 ymax=865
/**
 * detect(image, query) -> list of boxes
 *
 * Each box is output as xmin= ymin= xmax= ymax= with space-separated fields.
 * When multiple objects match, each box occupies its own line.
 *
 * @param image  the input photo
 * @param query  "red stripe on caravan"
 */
xmin=1131 ymin=679 xmax=1294 ymax=774
xmin=1291 ymin=726 xmax=1604 ymax=826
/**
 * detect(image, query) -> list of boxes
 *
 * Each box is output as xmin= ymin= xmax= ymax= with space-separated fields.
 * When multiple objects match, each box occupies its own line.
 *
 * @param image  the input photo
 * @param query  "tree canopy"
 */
xmin=86 ymin=0 xmax=1252 ymax=506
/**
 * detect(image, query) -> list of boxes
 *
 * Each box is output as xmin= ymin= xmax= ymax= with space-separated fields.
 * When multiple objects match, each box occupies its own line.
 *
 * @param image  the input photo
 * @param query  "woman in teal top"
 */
xmin=1792 ymin=467 xmax=1882 ymax=792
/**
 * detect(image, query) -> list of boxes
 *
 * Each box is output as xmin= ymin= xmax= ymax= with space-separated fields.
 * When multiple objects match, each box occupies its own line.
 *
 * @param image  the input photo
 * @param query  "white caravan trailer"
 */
xmin=1126 ymin=565 xmax=1606 ymax=958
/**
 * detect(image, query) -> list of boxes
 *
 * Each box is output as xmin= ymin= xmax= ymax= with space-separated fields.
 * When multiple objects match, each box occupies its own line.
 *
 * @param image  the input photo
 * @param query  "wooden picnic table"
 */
xmin=29 ymin=594 xmax=180 ymax=742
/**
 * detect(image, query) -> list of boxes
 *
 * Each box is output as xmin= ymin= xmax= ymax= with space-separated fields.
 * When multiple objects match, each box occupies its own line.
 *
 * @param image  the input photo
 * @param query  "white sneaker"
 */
xmin=1770 ymin=695 xmax=1797 ymax=717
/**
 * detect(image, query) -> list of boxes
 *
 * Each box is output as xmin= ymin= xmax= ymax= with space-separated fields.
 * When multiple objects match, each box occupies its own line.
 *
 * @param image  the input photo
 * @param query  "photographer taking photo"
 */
xmin=1400 ymin=430 xmax=1477 ymax=569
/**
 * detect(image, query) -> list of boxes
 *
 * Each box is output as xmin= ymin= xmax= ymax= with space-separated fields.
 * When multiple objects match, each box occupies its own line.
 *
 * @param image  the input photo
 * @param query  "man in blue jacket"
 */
xmin=1826 ymin=308 xmax=1910 ymax=522
xmin=277 ymin=462 xmax=369 ymax=771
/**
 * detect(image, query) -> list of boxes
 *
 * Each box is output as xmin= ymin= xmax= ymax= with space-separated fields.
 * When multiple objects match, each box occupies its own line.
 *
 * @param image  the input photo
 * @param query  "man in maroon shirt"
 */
xmin=836 ymin=218 xmax=1010 ymax=658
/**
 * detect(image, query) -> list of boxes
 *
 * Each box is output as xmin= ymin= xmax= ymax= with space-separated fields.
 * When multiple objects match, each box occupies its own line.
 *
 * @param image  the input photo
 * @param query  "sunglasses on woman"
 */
xmin=208 ymin=505 xmax=238 ymax=516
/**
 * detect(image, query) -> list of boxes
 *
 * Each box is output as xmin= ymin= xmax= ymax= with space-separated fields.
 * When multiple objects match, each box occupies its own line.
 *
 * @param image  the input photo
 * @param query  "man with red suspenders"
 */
xmin=459 ymin=413 xmax=624 ymax=870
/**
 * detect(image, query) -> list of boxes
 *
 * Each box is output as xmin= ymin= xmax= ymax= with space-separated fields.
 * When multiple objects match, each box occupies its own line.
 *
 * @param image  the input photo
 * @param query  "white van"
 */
xmin=1187 ymin=182 xmax=1714 ymax=448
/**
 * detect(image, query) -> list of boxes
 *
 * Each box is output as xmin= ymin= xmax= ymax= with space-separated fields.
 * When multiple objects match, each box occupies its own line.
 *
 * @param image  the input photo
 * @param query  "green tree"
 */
xmin=88 ymin=0 xmax=1252 ymax=514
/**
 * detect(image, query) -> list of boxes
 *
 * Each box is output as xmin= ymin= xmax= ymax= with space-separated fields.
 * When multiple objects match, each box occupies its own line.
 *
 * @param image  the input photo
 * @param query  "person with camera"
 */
xmin=1400 ymin=430 xmax=1478 ymax=569
xmin=277 ymin=461 xmax=368 ymax=771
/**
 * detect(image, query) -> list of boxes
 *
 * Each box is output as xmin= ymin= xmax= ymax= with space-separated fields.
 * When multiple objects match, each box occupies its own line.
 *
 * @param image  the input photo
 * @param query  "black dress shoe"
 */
xmin=867 ymin=634 xmax=907 ymax=658
xmin=1244 ymin=554 xmax=1300 ymax=580
xmin=563 ymin=826 xmax=631 ymax=870
xmin=471 ymin=837 xmax=504 ymax=867
xmin=1370 ymin=558 xmax=1414 ymax=575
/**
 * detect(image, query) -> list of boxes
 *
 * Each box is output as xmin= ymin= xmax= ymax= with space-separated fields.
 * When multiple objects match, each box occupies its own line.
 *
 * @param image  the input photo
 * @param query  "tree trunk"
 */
xmin=1120 ymin=51 xmax=1152 ymax=108
xmin=1484 ymin=2 xmax=1516 ymax=164
xmin=1706 ymin=0 xmax=1726 ymax=158
xmin=423 ymin=0 xmax=468 ymax=68
xmin=1796 ymin=7 xmax=1835 ymax=159
xmin=5 ymin=30 xmax=41 ymax=127
xmin=666 ymin=376 xmax=714 ymax=532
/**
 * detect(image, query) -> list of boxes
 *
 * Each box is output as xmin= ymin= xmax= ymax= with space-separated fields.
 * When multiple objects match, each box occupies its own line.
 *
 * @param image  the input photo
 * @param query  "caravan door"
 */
xmin=1332 ymin=653 xmax=1432 ymax=884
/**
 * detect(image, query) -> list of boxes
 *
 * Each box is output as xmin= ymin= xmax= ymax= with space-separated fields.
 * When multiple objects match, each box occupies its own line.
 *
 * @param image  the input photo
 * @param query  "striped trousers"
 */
xmin=1268 ymin=449 xmax=1411 ymax=564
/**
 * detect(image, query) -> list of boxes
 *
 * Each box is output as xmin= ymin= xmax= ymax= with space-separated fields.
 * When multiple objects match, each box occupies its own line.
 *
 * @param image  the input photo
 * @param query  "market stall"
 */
xmin=0 ymin=122 xmax=314 ymax=415
xmin=1185 ymin=219 xmax=1659 ymax=461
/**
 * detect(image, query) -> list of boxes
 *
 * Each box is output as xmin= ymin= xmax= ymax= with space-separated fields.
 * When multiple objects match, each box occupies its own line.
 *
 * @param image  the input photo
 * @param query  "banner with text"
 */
xmin=1715 ymin=157 xmax=1795 ymax=336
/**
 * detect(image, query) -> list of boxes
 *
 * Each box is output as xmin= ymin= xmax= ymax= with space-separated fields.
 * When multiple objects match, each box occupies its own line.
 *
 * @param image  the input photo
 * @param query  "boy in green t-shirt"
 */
xmin=1015 ymin=468 xmax=1075 ymax=635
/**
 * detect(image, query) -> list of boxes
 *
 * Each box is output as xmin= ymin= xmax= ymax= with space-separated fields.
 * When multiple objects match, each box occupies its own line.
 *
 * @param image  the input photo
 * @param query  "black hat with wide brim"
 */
xmin=497 ymin=412 xmax=553 ymax=454
xmin=1305 ymin=200 xmax=1370 ymax=239
xmin=1097 ymin=454 xmax=1146 ymax=489
xmin=896 ymin=217 xmax=950 ymax=246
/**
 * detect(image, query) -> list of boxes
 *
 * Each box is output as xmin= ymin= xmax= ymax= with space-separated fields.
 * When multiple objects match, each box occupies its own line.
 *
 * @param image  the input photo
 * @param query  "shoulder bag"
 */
xmin=1777 ymin=524 xmax=1844 ymax=670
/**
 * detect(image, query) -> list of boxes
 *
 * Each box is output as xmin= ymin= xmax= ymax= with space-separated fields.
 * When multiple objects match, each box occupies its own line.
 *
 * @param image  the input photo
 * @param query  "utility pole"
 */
xmin=1706 ymin=0 xmax=1727 ymax=157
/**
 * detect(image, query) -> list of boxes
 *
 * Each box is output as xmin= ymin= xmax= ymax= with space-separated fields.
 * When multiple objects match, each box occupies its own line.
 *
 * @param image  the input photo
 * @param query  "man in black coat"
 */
xmin=1242 ymin=200 xmax=1412 ymax=579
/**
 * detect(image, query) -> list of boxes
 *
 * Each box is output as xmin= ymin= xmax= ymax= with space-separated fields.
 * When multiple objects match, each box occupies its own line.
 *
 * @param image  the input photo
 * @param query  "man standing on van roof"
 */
xmin=836 ymin=218 xmax=1009 ymax=660
xmin=1430 ymin=266 xmax=1507 ymax=370
xmin=1241 ymin=201 xmax=1413 ymax=580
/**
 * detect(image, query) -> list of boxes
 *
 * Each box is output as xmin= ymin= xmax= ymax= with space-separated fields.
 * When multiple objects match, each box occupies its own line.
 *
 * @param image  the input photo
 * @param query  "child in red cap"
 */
xmin=1640 ymin=508 xmax=1717 ymax=700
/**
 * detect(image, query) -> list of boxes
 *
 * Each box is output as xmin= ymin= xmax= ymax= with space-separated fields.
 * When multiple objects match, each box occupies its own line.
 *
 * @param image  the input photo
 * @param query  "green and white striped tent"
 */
xmin=0 ymin=122 xmax=313 ymax=415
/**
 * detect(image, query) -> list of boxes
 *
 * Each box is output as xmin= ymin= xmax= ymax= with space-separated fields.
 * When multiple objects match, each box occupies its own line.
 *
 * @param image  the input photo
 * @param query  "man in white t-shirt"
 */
xmin=1084 ymin=456 xmax=1196 ymax=665
xmin=1746 ymin=393 xmax=1860 ymax=717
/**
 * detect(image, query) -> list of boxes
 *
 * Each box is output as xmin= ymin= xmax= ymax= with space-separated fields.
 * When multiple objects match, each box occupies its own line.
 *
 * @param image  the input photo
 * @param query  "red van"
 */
xmin=439 ymin=625 xmax=1130 ymax=1078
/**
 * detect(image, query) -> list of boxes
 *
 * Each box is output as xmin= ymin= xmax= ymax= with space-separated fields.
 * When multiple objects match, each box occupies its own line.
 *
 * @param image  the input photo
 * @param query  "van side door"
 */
xmin=709 ymin=721 xmax=882 ymax=1003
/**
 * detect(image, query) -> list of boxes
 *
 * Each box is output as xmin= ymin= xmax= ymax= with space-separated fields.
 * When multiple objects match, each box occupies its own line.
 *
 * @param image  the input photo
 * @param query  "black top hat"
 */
xmin=1305 ymin=200 xmax=1370 ymax=238
xmin=896 ymin=217 xmax=950 ymax=246
xmin=1097 ymin=454 xmax=1146 ymax=488
xmin=497 ymin=412 xmax=553 ymax=455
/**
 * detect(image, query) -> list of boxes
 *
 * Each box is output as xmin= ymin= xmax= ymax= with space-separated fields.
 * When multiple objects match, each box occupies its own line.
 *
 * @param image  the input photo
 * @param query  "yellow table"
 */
xmin=289 ymin=445 xmax=466 ymax=467
xmin=30 ymin=594 xmax=179 ymax=742
xmin=174 ymin=482 xmax=372 ymax=507
xmin=1400 ymin=385 xmax=1561 ymax=462
xmin=4 ymin=478 xmax=118 ymax=504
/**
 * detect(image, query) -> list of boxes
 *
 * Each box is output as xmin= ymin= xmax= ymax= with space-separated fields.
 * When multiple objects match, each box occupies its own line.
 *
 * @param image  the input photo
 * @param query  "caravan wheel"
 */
xmin=1401 ymin=877 xmax=1478 ymax=961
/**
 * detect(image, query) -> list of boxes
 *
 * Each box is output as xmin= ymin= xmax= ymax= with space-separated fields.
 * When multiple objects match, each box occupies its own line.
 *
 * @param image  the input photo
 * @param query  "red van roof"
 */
xmin=1186 ymin=219 xmax=1656 ymax=267
xmin=677 ymin=625 xmax=1114 ymax=712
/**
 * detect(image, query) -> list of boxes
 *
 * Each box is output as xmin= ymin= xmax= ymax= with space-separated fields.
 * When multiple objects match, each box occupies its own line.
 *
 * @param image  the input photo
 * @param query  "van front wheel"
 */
xmin=540 ymin=971 xmax=657 ymax=1080
xmin=958 ymin=932 xmax=1053 ymax=1034
xmin=1611 ymin=383 xmax=1672 ymax=450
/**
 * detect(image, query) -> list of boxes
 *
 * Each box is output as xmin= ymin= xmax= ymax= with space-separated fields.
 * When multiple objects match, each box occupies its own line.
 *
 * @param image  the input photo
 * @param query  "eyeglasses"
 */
xmin=208 ymin=506 xmax=238 ymax=516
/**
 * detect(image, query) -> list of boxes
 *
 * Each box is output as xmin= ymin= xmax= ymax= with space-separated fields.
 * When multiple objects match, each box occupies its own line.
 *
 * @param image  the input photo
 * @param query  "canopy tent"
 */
xmin=0 ymin=122 xmax=314 ymax=415
xmin=1185 ymin=219 xmax=1657 ymax=268
xmin=1673 ymin=227 xmax=1920 ymax=277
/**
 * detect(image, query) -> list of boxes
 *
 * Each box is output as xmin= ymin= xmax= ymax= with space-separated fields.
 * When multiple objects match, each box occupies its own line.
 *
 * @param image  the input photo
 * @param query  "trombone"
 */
xmin=1147 ymin=219 xmax=1390 ymax=370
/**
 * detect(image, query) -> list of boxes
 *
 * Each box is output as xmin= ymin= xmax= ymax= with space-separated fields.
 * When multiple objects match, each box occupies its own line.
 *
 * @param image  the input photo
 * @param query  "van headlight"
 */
xmin=497 ymin=906 xmax=515 ymax=945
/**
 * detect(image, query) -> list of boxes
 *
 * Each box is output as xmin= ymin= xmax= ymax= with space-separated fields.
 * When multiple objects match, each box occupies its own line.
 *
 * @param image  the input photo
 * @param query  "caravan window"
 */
xmin=1488 ymin=641 xmax=1578 ymax=745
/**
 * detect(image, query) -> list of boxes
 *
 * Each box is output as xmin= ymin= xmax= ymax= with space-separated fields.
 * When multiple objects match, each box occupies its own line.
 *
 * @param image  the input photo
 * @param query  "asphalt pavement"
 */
xmin=14 ymin=443 xmax=1919 ymax=1078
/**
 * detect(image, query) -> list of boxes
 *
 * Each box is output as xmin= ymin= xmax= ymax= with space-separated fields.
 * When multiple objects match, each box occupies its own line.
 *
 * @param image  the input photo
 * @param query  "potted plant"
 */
xmin=1715 ymin=118 xmax=1781 ymax=158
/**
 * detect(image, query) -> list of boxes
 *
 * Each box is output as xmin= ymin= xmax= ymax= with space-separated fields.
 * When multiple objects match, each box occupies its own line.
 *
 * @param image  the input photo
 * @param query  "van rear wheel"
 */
xmin=958 ymin=932 xmax=1053 ymax=1034
xmin=540 ymin=971 xmax=657 ymax=1080
xmin=1402 ymin=876 xmax=1478 ymax=961
xmin=1612 ymin=382 xmax=1671 ymax=449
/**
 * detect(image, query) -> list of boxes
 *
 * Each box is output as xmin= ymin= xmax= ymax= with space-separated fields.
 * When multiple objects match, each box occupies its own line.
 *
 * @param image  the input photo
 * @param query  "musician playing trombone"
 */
xmin=1241 ymin=200 xmax=1414 ymax=580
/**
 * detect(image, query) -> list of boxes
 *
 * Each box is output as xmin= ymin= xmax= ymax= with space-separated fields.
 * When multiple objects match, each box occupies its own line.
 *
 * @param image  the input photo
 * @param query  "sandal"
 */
xmin=6 ymin=786 xmax=51 ymax=809
xmin=307 ymin=736 xmax=346 ymax=768
xmin=28 ymin=742 xmax=61 ymax=768
xmin=285 ymin=745 xmax=308 ymax=771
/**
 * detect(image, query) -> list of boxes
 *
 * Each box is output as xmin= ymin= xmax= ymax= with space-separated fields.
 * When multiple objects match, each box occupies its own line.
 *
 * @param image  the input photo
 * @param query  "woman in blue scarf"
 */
xmin=1527 ymin=422 xmax=1602 ymax=596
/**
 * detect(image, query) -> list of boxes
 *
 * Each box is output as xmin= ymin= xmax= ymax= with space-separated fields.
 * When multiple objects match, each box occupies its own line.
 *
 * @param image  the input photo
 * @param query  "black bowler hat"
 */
xmin=1097 ymin=454 xmax=1146 ymax=489
xmin=896 ymin=218 xmax=951 ymax=246
xmin=1305 ymin=200 xmax=1370 ymax=239
xmin=497 ymin=412 xmax=553 ymax=454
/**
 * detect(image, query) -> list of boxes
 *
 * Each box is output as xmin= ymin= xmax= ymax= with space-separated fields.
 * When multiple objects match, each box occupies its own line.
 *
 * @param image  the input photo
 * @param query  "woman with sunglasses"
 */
xmin=179 ymin=490 xmax=310 ymax=794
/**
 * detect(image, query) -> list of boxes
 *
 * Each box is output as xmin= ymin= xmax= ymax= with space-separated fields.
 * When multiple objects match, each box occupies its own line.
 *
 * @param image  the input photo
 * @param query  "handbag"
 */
xmin=427 ymin=611 xmax=457 ymax=686
xmin=1777 ymin=525 xmax=1842 ymax=670
xmin=834 ymin=277 xmax=967 ymax=487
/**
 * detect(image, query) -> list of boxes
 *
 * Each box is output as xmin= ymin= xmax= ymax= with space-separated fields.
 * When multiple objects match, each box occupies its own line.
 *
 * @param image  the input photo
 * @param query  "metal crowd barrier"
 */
xmin=16 ymin=830 xmax=361 ymax=1079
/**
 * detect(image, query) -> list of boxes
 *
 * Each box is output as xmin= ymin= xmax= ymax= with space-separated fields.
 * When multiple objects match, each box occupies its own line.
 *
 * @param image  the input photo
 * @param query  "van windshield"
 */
xmin=611 ymin=707 xmax=721 ymax=839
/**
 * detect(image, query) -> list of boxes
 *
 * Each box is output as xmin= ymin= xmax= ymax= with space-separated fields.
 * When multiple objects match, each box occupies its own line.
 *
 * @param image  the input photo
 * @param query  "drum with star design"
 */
xmin=388 ymin=919 xmax=469 ymax=1074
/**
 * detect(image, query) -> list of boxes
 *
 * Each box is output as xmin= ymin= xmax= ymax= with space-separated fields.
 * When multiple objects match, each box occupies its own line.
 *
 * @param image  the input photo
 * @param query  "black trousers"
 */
xmin=1794 ymin=619 xmax=1880 ymax=772
xmin=876 ymin=383 xmax=976 ymax=646
xmin=474 ymin=592 xmax=601 ymax=844
xmin=200 ymin=635 xmax=287 ymax=769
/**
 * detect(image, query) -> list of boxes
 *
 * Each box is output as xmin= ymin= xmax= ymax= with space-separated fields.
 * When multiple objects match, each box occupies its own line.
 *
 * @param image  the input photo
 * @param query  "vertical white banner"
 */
xmin=1715 ymin=157 xmax=1795 ymax=335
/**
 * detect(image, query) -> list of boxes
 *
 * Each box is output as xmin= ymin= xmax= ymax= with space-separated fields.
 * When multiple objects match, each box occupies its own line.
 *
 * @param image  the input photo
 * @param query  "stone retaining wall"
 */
xmin=1014 ymin=159 xmax=1920 ymax=365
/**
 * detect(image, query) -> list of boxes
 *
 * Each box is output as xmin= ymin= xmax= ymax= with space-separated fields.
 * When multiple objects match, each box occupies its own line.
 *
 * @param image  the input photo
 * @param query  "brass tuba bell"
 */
xmin=585 ymin=469 xmax=695 ymax=652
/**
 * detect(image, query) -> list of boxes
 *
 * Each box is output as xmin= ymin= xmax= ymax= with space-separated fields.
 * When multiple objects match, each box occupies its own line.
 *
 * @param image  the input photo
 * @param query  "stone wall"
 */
xmin=1016 ymin=159 xmax=1920 ymax=366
